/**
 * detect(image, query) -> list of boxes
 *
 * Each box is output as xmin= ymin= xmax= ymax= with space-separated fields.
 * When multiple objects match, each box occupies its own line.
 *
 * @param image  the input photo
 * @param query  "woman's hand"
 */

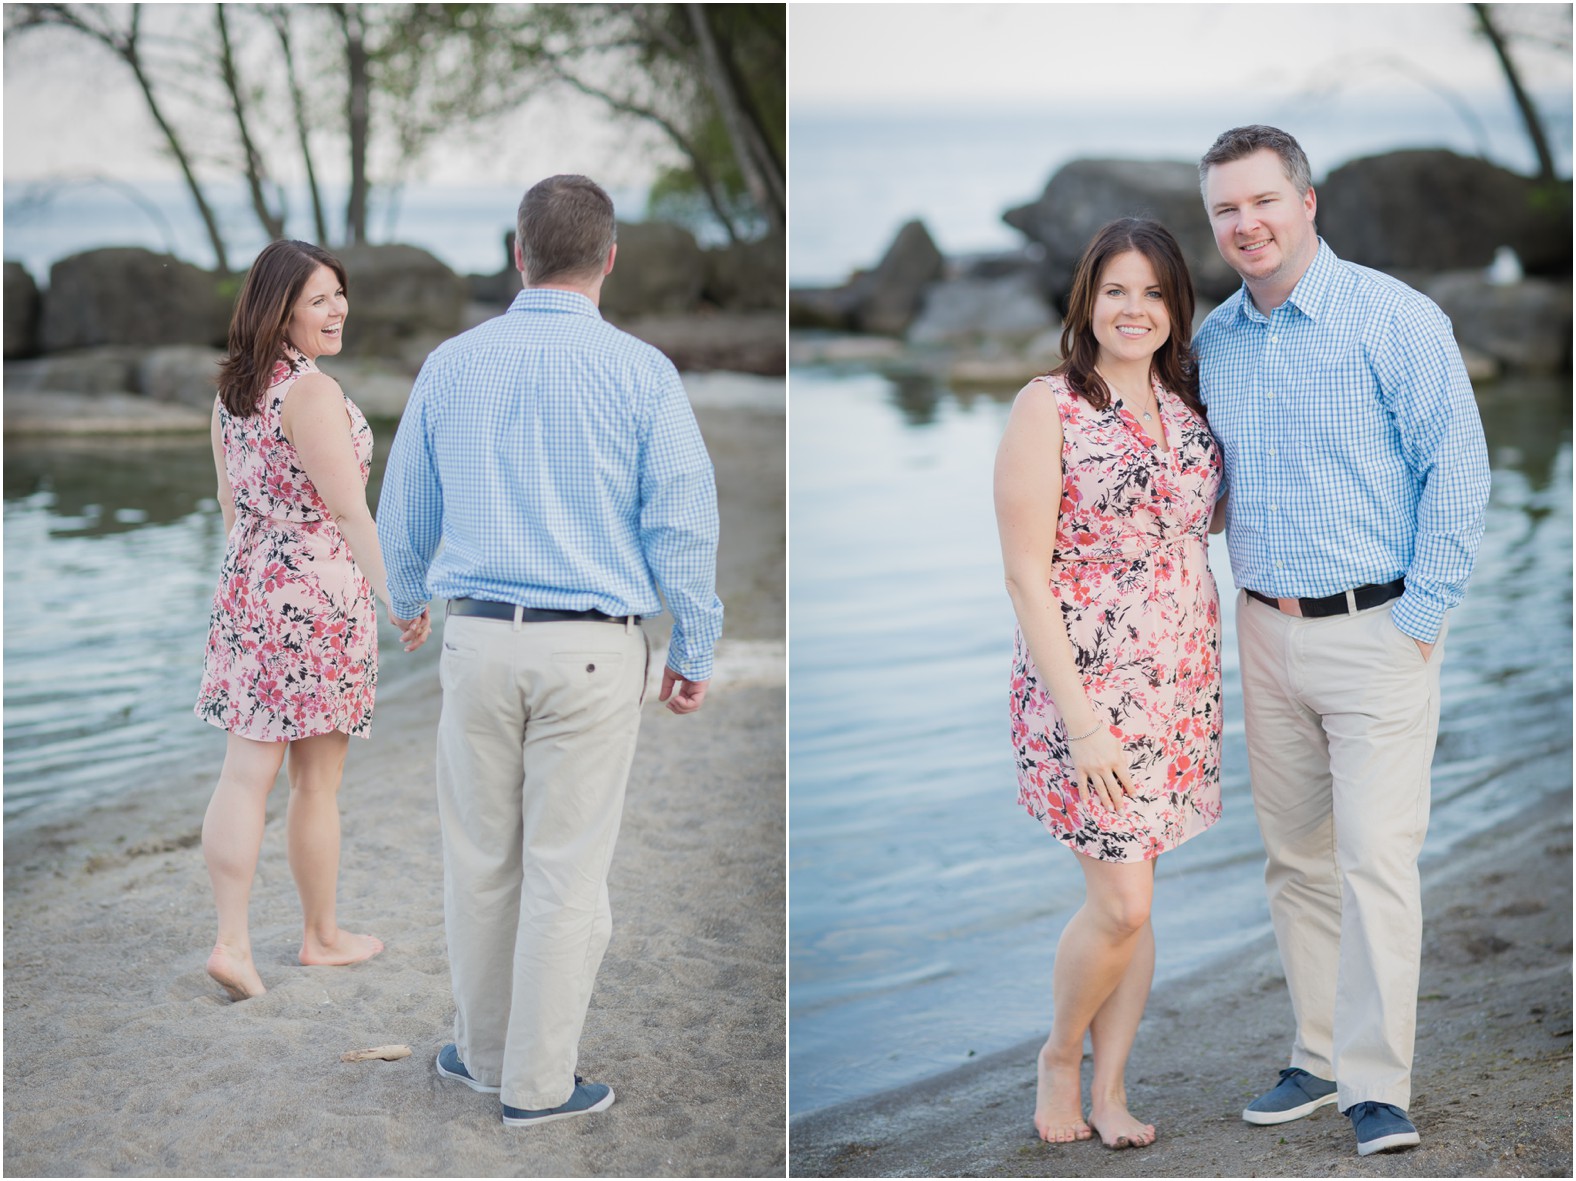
xmin=1067 ymin=726 xmax=1136 ymax=812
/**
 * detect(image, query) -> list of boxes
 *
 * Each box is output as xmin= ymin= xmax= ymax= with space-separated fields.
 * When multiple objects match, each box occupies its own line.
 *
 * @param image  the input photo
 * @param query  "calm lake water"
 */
xmin=1 ymin=424 xmax=440 ymax=831
xmin=787 ymin=365 xmax=1572 ymax=1116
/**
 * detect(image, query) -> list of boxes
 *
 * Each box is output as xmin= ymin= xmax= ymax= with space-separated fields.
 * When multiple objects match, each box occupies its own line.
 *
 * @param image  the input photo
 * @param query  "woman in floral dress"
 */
xmin=993 ymin=219 xmax=1223 ymax=1149
xmin=195 ymin=240 xmax=430 ymax=1001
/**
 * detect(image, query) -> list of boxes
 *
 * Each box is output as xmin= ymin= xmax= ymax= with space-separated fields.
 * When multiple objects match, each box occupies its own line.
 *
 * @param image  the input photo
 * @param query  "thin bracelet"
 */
xmin=1066 ymin=720 xmax=1101 ymax=742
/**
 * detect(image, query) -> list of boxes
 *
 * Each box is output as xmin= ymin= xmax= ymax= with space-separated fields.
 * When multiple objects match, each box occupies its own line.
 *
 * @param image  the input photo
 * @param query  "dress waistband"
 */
xmin=1053 ymin=535 xmax=1197 ymax=565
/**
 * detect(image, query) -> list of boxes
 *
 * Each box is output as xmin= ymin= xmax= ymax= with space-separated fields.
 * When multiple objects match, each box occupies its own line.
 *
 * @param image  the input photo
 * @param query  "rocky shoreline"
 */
xmin=5 ymin=221 xmax=785 ymax=436
xmin=790 ymin=149 xmax=1572 ymax=389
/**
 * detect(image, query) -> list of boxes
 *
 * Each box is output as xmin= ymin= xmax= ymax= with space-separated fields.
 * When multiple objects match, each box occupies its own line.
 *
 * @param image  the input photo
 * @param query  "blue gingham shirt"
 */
xmin=1195 ymin=239 xmax=1489 ymax=642
xmin=377 ymin=288 xmax=723 ymax=679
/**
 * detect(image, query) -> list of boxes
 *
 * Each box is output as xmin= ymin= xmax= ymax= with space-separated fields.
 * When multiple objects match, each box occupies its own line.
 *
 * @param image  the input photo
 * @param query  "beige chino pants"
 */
xmin=436 ymin=613 xmax=648 ymax=1111
xmin=1236 ymin=590 xmax=1446 ymax=1113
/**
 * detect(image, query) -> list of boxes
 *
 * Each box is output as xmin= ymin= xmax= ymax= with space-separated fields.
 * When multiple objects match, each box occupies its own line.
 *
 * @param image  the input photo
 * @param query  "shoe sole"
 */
xmin=1242 ymin=1091 xmax=1338 ymax=1125
xmin=1357 ymin=1130 xmax=1420 ymax=1156
xmin=435 ymin=1052 xmax=501 ymax=1094
xmin=502 ymin=1087 xmax=615 ymax=1126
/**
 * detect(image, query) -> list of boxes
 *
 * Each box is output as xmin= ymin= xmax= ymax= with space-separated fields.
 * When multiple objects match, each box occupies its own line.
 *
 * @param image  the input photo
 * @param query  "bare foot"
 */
xmin=1089 ymin=1100 xmax=1156 ymax=1149
xmin=1034 ymin=1043 xmax=1093 ymax=1143
xmin=299 ymin=929 xmax=384 ymax=967
xmin=207 ymin=945 xmax=266 ymax=1001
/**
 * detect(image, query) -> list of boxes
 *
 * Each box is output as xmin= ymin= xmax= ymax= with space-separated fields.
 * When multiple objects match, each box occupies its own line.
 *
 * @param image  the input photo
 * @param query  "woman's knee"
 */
xmin=1080 ymin=858 xmax=1154 ymax=936
xmin=287 ymin=733 xmax=349 ymax=795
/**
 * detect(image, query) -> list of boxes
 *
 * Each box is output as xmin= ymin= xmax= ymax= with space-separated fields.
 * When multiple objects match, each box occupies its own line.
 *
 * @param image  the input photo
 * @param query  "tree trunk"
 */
xmin=1472 ymin=3 xmax=1558 ymax=184
xmin=22 ymin=3 xmax=233 ymax=271
xmin=123 ymin=13 xmax=231 ymax=272
xmin=269 ymin=5 xmax=329 ymax=244
xmin=684 ymin=3 xmax=782 ymax=235
xmin=338 ymin=4 xmax=371 ymax=245
xmin=216 ymin=4 xmax=284 ymax=241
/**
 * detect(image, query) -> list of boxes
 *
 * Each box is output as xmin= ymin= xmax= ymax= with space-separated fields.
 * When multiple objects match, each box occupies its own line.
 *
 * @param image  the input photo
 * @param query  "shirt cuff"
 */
xmin=390 ymin=593 xmax=429 ymax=621
xmin=665 ymin=630 xmax=714 ymax=682
xmin=1390 ymin=590 xmax=1446 ymax=643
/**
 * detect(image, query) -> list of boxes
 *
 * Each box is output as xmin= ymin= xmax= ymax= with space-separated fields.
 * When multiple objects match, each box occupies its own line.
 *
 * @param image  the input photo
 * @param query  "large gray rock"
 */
xmin=609 ymin=311 xmax=784 ymax=376
xmin=703 ymin=235 xmax=786 ymax=311
xmin=40 ymin=248 xmax=230 ymax=352
xmin=137 ymin=345 xmax=225 ymax=409
xmin=315 ymin=356 xmax=418 ymax=418
xmin=788 ymin=285 xmax=859 ymax=331
xmin=1423 ymin=273 xmax=1571 ymax=375
xmin=1003 ymin=160 xmax=1239 ymax=304
xmin=846 ymin=220 xmax=944 ymax=336
xmin=907 ymin=271 xmax=1057 ymax=346
xmin=598 ymin=221 xmax=707 ymax=318
xmin=332 ymin=243 xmax=466 ymax=358
xmin=5 ymin=261 xmax=40 ymax=358
xmin=1319 ymin=151 xmax=1571 ymax=277
xmin=4 ymin=346 xmax=144 ymax=395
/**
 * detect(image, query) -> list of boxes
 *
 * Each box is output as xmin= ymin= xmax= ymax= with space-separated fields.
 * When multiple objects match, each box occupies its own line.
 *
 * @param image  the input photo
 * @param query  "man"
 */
xmin=377 ymin=174 xmax=723 ymax=1127
xmin=1194 ymin=126 xmax=1489 ymax=1156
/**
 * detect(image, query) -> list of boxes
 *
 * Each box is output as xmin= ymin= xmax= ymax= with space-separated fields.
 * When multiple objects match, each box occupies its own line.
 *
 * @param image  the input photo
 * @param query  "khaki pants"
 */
xmin=435 ymin=613 xmax=648 ymax=1110
xmin=1236 ymin=590 xmax=1446 ymax=1112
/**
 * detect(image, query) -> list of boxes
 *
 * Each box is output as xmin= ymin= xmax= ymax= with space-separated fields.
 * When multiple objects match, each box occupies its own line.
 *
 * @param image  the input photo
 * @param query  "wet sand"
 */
xmin=3 ymin=392 xmax=786 ymax=1177
xmin=790 ymin=789 xmax=1572 ymax=1178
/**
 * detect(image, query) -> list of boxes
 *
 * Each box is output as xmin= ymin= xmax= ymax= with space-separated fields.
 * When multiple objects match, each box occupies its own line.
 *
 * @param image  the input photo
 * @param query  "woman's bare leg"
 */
xmin=1034 ymin=853 xmax=1155 ymax=1143
xmin=202 ymin=734 xmax=288 ymax=1000
xmin=285 ymin=731 xmax=383 ymax=966
xmin=1088 ymin=917 xmax=1157 ymax=1148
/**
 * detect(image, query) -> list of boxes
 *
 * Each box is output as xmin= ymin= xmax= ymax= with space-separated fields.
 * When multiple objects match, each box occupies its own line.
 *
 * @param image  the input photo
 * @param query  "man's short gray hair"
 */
xmin=1198 ymin=125 xmax=1313 ymax=199
xmin=517 ymin=175 xmax=618 ymax=285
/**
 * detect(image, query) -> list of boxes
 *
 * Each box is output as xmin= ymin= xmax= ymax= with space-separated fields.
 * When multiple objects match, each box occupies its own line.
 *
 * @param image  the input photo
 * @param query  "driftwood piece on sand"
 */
xmin=340 ymin=1044 xmax=413 ymax=1063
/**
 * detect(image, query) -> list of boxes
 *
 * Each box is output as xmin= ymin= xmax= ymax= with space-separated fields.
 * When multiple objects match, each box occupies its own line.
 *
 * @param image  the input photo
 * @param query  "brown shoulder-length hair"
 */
xmin=217 ymin=240 xmax=347 ymax=417
xmin=1052 ymin=218 xmax=1203 ymax=419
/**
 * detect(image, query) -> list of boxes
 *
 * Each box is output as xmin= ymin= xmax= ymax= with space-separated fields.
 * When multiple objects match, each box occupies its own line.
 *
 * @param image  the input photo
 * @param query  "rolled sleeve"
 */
xmin=375 ymin=364 xmax=445 ymax=620
xmin=1378 ymin=306 xmax=1491 ymax=643
xmin=638 ymin=368 xmax=724 ymax=680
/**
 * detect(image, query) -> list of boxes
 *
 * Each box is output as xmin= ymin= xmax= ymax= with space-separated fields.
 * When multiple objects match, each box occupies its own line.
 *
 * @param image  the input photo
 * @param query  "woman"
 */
xmin=993 ymin=219 xmax=1222 ymax=1148
xmin=195 ymin=239 xmax=430 ymax=1001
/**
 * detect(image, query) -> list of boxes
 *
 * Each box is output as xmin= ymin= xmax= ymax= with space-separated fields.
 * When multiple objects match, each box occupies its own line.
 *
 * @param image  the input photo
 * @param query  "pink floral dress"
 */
xmin=195 ymin=351 xmax=377 ymax=741
xmin=1011 ymin=373 xmax=1222 ymax=862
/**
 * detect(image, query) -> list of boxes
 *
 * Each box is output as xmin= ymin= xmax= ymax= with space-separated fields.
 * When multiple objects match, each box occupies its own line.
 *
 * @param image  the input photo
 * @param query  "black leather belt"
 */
xmin=1246 ymin=579 xmax=1405 ymax=619
xmin=446 ymin=599 xmax=639 ymax=625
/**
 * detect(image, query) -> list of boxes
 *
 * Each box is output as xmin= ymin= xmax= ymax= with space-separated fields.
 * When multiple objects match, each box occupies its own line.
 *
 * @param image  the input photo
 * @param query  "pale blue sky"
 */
xmin=790 ymin=2 xmax=1571 ymax=112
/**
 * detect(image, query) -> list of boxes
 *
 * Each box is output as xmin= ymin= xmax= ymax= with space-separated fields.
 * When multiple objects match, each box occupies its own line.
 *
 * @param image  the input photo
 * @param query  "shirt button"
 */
xmin=1274 ymin=561 xmax=1284 ymax=570
xmin=1270 ymin=334 xmax=1279 ymax=342
xmin=1269 ymin=505 xmax=1278 ymax=513
xmin=1267 ymin=448 xmax=1276 ymax=457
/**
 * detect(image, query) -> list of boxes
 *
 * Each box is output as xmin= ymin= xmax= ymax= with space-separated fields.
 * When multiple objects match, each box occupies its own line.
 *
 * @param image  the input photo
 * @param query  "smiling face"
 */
xmin=1090 ymin=250 xmax=1171 ymax=372
xmin=284 ymin=265 xmax=348 ymax=360
xmin=1204 ymin=148 xmax=1318 ymax=302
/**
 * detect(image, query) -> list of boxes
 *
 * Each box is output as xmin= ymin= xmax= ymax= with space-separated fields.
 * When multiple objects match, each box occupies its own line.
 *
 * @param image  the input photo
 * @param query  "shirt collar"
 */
xmin=1232 ymin=236 xmax=1337 ymax=326
xmin=507 ymin=287 xmax=604 ymax=319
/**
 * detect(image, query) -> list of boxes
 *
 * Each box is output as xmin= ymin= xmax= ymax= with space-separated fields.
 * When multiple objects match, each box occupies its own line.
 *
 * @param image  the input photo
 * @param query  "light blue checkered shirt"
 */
xmin=377 ymin=288 xmax=723 ymax=679
xmin=1195 ymin=239 xmax=1490 ymax=642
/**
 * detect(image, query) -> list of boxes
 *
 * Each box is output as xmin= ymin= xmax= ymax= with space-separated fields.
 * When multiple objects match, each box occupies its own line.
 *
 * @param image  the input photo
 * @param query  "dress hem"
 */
xmin=194 ymin=708 xmax=373 ymax=743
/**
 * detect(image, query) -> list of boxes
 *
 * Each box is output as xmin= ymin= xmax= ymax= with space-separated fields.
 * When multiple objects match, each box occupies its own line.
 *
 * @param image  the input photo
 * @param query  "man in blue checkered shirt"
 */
xmin=377 ymin=174 xmax=723 ymax=1127
xmin=1194 ymin=126 xmax=1489 ymax=1157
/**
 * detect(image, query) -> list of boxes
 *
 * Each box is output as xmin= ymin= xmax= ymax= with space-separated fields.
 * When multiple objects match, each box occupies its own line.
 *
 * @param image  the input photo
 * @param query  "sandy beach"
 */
xmin=3 ymin=391 xmax=786 ymax=1177
xmin=790 ymin=787 xmax=1572 ymax=1178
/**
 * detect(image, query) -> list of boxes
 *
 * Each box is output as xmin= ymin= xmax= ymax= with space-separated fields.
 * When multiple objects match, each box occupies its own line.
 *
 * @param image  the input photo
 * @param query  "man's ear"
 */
xmin=514 ymin=239 xmax=527 ymax=277
xmin=604 ymin=243 xmax=617 ymax=277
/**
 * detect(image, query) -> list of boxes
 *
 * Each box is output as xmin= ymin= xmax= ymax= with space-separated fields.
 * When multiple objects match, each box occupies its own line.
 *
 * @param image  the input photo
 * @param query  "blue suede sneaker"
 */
xmin=1348 ymin=1101 xmax=1420 ymax=1155
xmin=1242 ymin=1067 xmax=1339 ymax=1125
xmin=435 ymin=1043 xmax=500 ymax=1094
xmin=501 ymin=1076 xmax=615 ymax=1126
